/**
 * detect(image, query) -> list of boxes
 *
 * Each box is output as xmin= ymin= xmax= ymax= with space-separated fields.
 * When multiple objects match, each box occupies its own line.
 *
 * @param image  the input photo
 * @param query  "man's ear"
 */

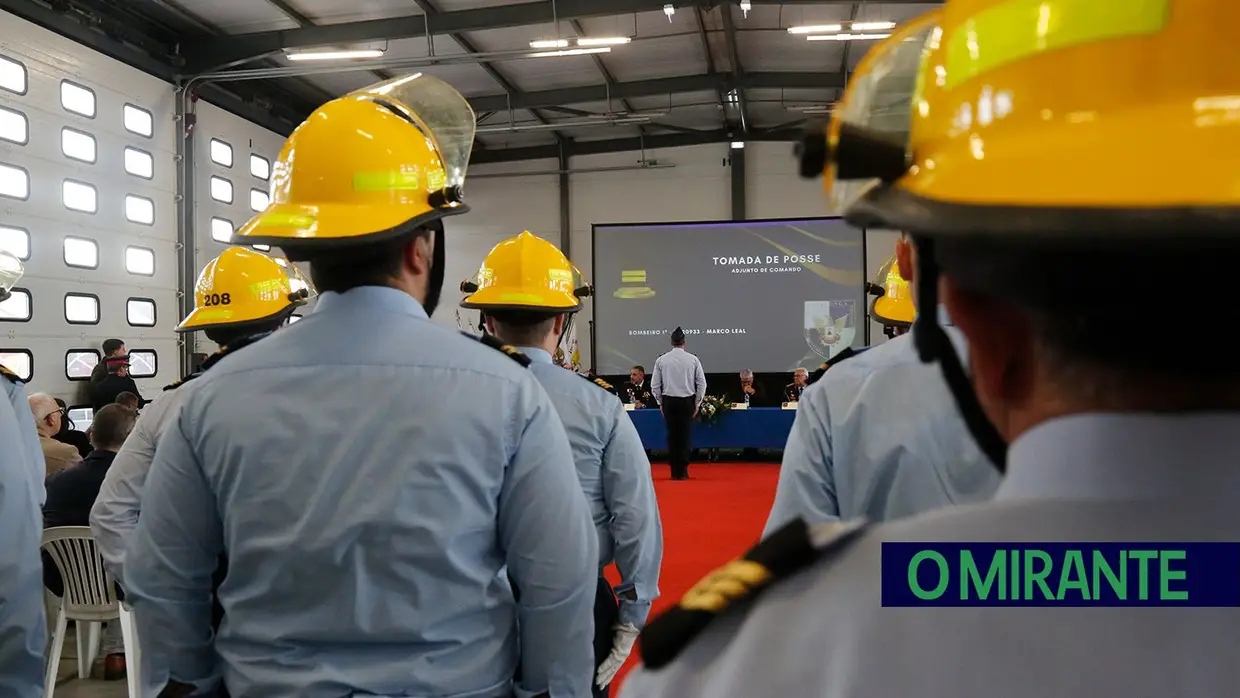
xmin=406 ymin=233 xmax=434 ymax=276
xmin=895 ymin=235 xmax=916 ymax=282
xmin=940 ymin=277 xmax=1037 ymax=417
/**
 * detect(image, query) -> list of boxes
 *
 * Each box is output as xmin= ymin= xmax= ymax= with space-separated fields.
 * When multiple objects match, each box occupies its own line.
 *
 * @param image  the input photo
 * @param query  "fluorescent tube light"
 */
xmin=576 ymin=37 xmax=632 ymax=47
xmin=285 ymin=49 xmax=385 ymax=61
xmin=529 ymin=39 xmax=570 ymax=49
xmin=788 ymin=24 xmax=843 ymax=35
xmin=528 ymin=47 xmax=612 ymax=58
xmin=731 ymin=141 xmax=745 ymax=149
xmin=806 ymin=33 xmax=892 ymax=42
xmin=851 ymin=21 xmax=897 ymax=32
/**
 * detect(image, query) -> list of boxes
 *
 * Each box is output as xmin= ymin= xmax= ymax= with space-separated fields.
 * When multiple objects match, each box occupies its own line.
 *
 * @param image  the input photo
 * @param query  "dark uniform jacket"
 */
xmin=784 ymin=383 xmax=806 ymax=403
xmin=622 ymin=380 xmax=660 ymax=408
xmin=730 ymin=382 xmax=768 ymax=407
xmin=90 ymin=374 xmax=142 ymax=411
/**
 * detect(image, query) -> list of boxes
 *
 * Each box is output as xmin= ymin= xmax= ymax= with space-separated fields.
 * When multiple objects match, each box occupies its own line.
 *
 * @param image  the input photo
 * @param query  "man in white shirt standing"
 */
xmin=650 ymin=327 xmax=706 ymax=480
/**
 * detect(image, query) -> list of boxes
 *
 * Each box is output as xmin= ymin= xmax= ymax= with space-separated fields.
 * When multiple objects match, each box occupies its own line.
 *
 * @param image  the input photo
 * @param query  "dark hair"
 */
xmin=631 ymin=365 xmax=645 ymax=374
xmin=53 ymin=397 xmax=73 ymax=434
xmin=204 ymin=316 xmax=288 ymax=349
xmin=90 ymin=404 xmax=136 ymax=450
xmin=487 ymin=310 xmax=559 ymax=347
xmin=934 ymin=236 xmax=1240 ymax=409
xmin=102 ymin=338 xmax=125 ymax=356
xmin=305 ymin=222 xmax=439 ymax=294
xmin=114 ymin=392 xmax=139 ymax=408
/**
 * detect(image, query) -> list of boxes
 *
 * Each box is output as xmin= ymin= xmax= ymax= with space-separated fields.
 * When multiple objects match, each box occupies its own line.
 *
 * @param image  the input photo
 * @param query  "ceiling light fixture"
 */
xmin=529 ymin=39 xmax=570 ymax=49
xmin=576 ymin=37 xmax=633 ymax=47
xmin=850 ymin=21 xmax=897 ymax=31
xmin=787 ymin=24 xmax=843 ymax=35
xmin=528 ymin=47 xmax=613 ymax=58
xmin=739 ymin=0 xmax=751 ymax=17
xmin=731 ymin=141 xmax=745 ymax=149
xmin=285 ymin=48 xmax=385 ymax=61
xmin=664 ymin=4 xmax=676 ymax=22
xmin=806 ymin=32 xmax=892 ymax=42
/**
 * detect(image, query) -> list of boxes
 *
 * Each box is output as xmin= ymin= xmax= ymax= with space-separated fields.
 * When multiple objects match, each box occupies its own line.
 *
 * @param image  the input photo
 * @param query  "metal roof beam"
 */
xmin=468 ymin=71 xmax=844 ymax=112
xmin=185 ymin=0 xmax=929 ymax=72
xmin=470 ymin=125 xmax=802 ymax=165
xmin=718 ymin=5 xmax=750 ymax=134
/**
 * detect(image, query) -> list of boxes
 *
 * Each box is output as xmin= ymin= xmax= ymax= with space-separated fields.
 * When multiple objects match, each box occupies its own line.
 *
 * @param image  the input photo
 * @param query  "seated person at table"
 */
xmin=783 ymin=368 xmax=809 ymax=403
xmin=729 ymin=369 xmax=766 ymax=407
xmin=622 ymin=366 xmax=659 ymax=408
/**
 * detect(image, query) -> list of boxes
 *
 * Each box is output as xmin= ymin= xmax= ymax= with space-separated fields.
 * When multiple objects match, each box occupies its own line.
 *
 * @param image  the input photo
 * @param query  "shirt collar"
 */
xmin=517 ymin=347 xmax=554 ymax=364
xmin=312 ymin=287 xmax=429 ymax=321
xmin=997 ymin=413 xmax=1240 ymax=502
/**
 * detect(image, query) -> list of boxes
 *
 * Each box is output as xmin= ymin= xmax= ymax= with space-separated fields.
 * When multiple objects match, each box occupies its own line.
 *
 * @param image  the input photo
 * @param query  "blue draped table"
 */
xmin=627 ymin=407 xmax=797 ymax=450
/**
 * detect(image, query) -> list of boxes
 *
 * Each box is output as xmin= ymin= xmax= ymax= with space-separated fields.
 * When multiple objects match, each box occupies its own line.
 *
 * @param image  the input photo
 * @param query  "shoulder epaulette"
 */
xmin=580 ymin=373 xmax=617 ymax=394
xmin=638 ymin=517 xmax=868 ymax=669
xmin=0 ymin=363 xmax=18 ymax=384
xmin=806 ymin=346 xmax=861 ymax=385
xmin=163 ymin=372 xmax=202 ymax=392
xmin=468 ymin=332 xmax=531 ymax=367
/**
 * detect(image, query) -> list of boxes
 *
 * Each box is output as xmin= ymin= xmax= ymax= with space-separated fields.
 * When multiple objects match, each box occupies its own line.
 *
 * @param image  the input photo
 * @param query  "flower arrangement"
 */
xmin=696 ymin=394 xmax=732 ymax=426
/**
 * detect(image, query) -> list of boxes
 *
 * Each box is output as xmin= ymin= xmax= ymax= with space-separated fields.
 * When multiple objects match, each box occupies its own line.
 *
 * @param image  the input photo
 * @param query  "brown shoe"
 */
xmin=103 ymin=653 xmax=126 ymax=681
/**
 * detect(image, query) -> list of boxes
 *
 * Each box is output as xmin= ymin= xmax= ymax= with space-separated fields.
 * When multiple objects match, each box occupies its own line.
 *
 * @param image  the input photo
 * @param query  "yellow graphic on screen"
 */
xmin=615 ymin=269 xmax=656 ymax=300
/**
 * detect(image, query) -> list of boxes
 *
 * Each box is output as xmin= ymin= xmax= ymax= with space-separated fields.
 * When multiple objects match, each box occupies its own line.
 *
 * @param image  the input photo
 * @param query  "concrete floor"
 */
xmin=47 ymin=626 xmax=130 ymax=698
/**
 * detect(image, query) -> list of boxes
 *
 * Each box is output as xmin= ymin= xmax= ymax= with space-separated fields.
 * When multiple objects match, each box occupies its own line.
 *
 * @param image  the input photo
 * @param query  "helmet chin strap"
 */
xmin=423 ymin=225 xmax=446 ymax=317
xmin=910 ymin=237 xmax=1009 ymax=474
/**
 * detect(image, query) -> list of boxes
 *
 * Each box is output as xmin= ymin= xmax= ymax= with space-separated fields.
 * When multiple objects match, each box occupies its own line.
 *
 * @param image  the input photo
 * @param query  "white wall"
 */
xmin=0 ymin=10 xmax=179 ymax=404
xmin=443 ymin=141 xmax=899 ymax=367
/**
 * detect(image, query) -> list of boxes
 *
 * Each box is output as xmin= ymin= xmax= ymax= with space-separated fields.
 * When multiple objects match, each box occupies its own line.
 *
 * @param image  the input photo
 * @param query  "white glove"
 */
xmin=595 ymin=622 xmax=641 ymax=689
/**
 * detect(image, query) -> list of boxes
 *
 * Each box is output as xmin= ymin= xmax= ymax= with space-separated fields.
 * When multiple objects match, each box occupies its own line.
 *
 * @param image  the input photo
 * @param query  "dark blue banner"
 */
xmin=881 ymin=543 xmax=1240 ymax=607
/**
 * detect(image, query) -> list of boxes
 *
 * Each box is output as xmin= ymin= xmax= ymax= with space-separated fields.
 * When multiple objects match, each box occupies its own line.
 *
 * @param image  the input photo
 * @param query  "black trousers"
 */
xmin=662 ymin=396 xmax=695 ymax=479
xmin=593 ymin=577 xmax=620 ymax=698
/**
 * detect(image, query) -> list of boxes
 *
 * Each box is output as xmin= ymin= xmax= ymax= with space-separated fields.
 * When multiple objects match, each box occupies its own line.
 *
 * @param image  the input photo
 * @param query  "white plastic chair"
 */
xmin=41 ymin=526 xmax=143 ymax=698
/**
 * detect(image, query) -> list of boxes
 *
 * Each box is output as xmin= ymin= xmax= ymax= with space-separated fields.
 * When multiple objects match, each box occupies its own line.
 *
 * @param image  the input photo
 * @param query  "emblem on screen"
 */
xmin=804 ymin=300 xmax=856 ymax=360
xmin=614 ymin=269 xmax=656 ymax=300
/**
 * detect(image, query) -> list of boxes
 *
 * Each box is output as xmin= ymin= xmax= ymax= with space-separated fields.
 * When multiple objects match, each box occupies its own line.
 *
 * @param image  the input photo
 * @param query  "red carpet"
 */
xmin=604 ymin=462 xmax=781 ymax=692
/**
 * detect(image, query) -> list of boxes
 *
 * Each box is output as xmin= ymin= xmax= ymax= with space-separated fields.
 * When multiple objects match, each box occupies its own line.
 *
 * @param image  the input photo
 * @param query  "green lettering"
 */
xmin=1128 ymin=550 xmax=1158 ymax=600
xmin=908 ymin=551 xmax=949 ymax=600
xmin=1057 ymin=550 xmax=1090 ymax=600
xmin=1092 ymin=550 xmax=1126 ymax=600
xmin=1010 ymin=546 xmax=1019 ymax=601
xmin=1023 ymin=550 xmax=1054 ymax=600
xmin=961 ymin=550 xmax=1005 ymax=600
xmin=1159 ymin=550 xmax=1188 ymax=601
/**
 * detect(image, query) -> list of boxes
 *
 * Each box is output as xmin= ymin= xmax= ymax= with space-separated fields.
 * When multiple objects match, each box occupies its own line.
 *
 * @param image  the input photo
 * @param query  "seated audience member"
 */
xmin=90 ymin=338 xmax=126 ymax=386
xmin=623 ymin=366 xmax=659 ymax=408
xmin=731 ymin=369 xmax=766 ymax=406
xmin=784 ymin=367 xmax=809 ymax=403
xmin=42 ymin=404 xmax=137 ymax=681
xmin=91 ymin=355 xmax=143 ymax=411
xmin=28 ymin=393 xmax=81 ymax=477
xmin=52 ymin=397 xmax=92 ymax=459
xmin=114 ymin=392 xmax=140 ymax=411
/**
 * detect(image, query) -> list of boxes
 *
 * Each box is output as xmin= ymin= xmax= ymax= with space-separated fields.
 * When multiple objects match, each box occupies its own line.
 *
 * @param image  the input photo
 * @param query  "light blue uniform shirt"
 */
xmin=650 ymin=348 xmax=706 ymax=404
xmin=91 ymin=388 xmax=186 ymax=582
xmin=0 ymin=373 xmax=46 ymax=696
xmin=764 ymin=325 xmax=1000 ymax=536
xmin=518 ymin=346 xmax=663 ymax=627
xmin=3 ymin=373 xmax=43 ymax=506
xmin=622 ymin=413 xmax=1240 ymax=698
xmin=123 ymin=287 xmax=599 ymax=698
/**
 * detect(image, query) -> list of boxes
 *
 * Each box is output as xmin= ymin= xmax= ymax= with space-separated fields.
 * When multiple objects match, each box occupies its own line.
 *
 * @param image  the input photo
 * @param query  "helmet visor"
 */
xmin=350 ymin=72 xmax=475 ymax=193
xmin=828 ymin=12 xmax=939 ymax=213
xmin=0 ymin=250 xmax=23 ymax=296
xmin=271 ymin=257 xmax=318 ymax=305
